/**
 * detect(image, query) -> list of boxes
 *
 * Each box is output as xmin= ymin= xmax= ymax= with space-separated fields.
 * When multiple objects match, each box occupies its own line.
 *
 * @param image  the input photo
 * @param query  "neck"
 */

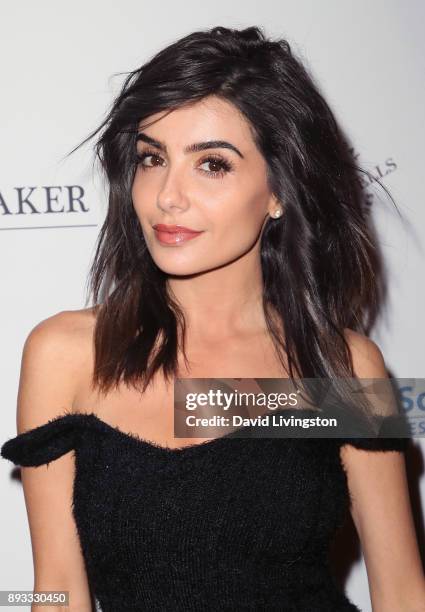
xmin=166 ymin=248 xmax=268 ymax=343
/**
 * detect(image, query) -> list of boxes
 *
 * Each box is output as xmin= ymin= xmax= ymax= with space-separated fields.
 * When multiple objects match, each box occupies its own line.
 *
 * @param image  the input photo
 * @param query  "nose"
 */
xmin=156 ymin=165 xmax=189 ymax=214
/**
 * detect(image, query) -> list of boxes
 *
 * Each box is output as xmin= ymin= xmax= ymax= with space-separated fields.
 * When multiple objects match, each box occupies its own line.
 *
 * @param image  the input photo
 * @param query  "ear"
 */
xmin=267 ymin=194 xmax=283 ymax=218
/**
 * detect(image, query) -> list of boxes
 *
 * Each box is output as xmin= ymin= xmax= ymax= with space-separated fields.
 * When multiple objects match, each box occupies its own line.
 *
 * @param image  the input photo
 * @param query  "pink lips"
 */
xmin=152 ymin=224 xmax=204 ymax=245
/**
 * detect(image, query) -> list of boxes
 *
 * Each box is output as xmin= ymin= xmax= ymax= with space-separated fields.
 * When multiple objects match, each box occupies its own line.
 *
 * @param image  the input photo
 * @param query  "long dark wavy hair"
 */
xmin=76 ymin=25 xmax=396 ymax=399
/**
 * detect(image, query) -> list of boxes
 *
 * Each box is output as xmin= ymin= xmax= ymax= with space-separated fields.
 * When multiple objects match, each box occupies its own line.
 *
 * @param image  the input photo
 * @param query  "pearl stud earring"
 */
xmin=272 ymin=208 xmax=282 ymax=218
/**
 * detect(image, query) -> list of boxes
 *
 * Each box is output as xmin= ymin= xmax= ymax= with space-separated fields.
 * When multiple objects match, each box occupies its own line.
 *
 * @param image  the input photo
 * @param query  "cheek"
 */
xmin=131 ymin=173 xmax=149 ymax=216
xmin=131 ymin=167 xmax=166 ymax=212
xmin=213 ymin=184 xmax=269 ymax=245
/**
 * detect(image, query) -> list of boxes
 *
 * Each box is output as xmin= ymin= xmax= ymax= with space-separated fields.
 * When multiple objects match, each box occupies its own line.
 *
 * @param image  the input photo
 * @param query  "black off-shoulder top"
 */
xmin=1 ymin=409 xmax=409 ymax=612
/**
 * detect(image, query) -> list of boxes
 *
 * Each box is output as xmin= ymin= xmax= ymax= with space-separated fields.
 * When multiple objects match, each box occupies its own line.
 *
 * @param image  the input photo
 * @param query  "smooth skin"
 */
xmin=15 ymin=95 xmax=425 ymax=610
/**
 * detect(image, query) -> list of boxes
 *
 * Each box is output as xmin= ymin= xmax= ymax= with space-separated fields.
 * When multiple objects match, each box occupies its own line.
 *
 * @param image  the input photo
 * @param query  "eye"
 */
xmin=198 ymin=155 xmax=234 ymax=178
xmin=135 ymin=150 xmax=234 ymax=178
xmin=135 ymin=149 xmax=165 ymax=169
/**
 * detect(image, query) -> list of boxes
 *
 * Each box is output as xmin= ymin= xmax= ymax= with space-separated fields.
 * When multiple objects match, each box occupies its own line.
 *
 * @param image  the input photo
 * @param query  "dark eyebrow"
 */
xmin=136 ymin=132 xmax=244 ymax=159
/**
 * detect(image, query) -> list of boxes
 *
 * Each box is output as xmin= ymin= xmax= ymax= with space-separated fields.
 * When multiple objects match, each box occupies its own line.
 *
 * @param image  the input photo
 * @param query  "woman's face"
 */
xmin=132 ymin=95 xmax=279 ymax=276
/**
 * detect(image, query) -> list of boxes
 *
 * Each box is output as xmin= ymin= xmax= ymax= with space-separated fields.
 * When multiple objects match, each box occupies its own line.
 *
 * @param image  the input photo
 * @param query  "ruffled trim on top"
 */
xmin=338 ymin=435 xmax=410 ymax=452
xmin=1 ymin=411 xmax=86 ymax=467
xmin=1 ymin=409 xmax=411 ymax=467
xmin=337 ymin=411 xmax=411 ymax=452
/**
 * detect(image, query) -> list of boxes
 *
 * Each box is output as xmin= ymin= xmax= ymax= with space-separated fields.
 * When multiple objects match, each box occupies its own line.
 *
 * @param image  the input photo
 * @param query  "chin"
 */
xmin=151 ymin=258 xmax=206 ymax=277
xmin=152 ymin=252 xmax=230 ymax=277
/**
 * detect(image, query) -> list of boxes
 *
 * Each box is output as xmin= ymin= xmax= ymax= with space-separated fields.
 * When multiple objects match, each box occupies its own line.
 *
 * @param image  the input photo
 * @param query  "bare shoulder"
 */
xmin=17 ymin=308 xmax=97 ymax=432
xmin=28 ymin=306 xmax=96 ymax=337
xmin=342 ymin=327 xmax=387 ymax=378
xmin=340 ymin=328 xmax=393 ymax=462
xmin=25 ymin=307 xmax=97 ymax=352
xmin=22 ymin=308 xmax=96 ymax=379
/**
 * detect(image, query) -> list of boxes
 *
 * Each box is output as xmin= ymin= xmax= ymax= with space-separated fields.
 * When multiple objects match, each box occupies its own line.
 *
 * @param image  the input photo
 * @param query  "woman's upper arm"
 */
xmin=341 ymin=445 xmax=425 ymax=610
xmin=341 ymin=329 xmax=425 ymax=611
xmin=17 ymin=312 xmax=93 ymax=610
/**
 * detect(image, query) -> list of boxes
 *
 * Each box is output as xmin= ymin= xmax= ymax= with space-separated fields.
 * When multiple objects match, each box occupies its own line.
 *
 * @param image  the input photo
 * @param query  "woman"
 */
xmin=2 ymin=25 xmax=425 ymax=611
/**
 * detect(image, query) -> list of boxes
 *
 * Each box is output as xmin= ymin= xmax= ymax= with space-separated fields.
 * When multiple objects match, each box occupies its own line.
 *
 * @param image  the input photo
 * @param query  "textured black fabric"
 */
xmin=1 ymin=410 xmax=409 ymax=611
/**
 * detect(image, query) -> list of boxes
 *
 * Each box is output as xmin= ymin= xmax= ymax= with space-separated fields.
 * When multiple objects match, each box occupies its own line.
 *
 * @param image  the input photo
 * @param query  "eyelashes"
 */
xmin=135 ymin=149 xmax=235 ymax=179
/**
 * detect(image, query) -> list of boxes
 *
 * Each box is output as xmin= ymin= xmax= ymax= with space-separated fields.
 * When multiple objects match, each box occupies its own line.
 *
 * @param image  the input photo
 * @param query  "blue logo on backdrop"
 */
xmin=399 ymin=383 xmax=425 ymax=437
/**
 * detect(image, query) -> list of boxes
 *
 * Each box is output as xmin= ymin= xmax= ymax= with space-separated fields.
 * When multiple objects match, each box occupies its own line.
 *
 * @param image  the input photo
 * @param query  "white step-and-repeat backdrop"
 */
xmin=1 ymin=2 xmax=424 ymax=610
